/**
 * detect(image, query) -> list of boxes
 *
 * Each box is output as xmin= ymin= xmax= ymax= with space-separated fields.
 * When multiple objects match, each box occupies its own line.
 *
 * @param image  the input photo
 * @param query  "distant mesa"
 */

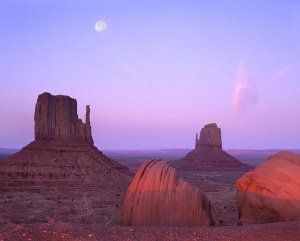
xmin=236 ymin=151 xmax=300 ymax=224
xmin=171 ymin=123 xmax=252 ymax=171
xmin=0 ymin=92 xmax=132 ymax=193
xmin=122 ymin=159 xmax=213 ymax=227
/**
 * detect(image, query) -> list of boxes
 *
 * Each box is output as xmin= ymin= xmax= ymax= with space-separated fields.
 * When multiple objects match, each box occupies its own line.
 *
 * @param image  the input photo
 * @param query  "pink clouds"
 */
xmin=233 ymin=62 xmax=257 ymax=112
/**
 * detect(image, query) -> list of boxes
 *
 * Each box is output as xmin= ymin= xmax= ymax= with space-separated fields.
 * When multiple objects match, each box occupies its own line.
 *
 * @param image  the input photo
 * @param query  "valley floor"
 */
xmin=0 ymin=221 xmax=300 ymax=241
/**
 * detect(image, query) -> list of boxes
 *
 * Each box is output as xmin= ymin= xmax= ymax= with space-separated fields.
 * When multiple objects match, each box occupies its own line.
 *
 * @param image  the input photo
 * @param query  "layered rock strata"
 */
xmin=236 ymin=151 xmax=300 ymax=224
xmin=122 ymin=159 xmax=213 ymax=227
xmin=0 ymin=92 xmax=131 ymax=192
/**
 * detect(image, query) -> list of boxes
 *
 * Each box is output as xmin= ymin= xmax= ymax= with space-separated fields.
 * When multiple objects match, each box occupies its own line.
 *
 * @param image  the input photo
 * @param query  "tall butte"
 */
xmin=171 ymin=123 xmax=251 ymax=171
xmin=34 ymin=93 xmax=93 ymax=144
xmin=0 ymin=92 xmax=131 ymax=223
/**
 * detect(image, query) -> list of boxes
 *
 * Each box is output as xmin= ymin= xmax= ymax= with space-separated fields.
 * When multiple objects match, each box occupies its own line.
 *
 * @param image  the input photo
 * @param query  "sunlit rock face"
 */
xmin=236 ymin=151 xmax=300 ymax=224
xmin=122 ymin=159 xmax=213 ymax=227
xmin=171 ymin=123 xmax=251 ymax=171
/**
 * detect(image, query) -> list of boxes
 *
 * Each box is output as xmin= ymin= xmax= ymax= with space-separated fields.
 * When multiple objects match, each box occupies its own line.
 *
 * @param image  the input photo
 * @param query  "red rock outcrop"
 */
xmin=34 ymin=92 xmax=93 ymax=144
xmin=122 ymin=159 xmax=213 ymax=227
xmin=236 ymin=151 xmax=300 ymax=224
xmin=171 ymin=123 xmax=251 ymax=171
xmin=0 ymin=92 xmax=131 ymax=191
xmin=196 ymin=123 xmax=222 ymax=149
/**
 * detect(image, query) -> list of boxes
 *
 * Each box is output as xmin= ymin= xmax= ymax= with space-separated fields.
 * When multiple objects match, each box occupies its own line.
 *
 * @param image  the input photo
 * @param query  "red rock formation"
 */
xmin=122 ymin=159 xmax=213 ymax=227
xmin=236 ymin=151 xmax=300 ymax=224
xmin=196 ymin=123 xmax=222 ymax=149
xmin=34 ymin=92 xmax=93 ymax=144
xmin=171 ymin=123 xmax=251 ymax=171
xmin=0 ymin=92 xmax=132 ymax=191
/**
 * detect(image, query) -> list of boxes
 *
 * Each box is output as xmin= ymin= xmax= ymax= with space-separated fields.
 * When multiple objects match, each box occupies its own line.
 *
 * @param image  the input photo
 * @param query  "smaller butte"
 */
xmin=171 ymin=123 xmax=252 ymax=171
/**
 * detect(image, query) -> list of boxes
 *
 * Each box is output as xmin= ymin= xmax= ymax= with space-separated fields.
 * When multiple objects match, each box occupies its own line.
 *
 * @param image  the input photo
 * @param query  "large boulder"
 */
xmin=236 ymin=151 xmax=300 ymax=224
xmin=122 ymin=159 xmax=213 ymax=227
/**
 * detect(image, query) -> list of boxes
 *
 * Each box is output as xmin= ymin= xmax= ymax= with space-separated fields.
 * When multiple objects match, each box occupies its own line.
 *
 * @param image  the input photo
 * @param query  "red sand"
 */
xmin=0 ymin=221 xmax=300 ymax=241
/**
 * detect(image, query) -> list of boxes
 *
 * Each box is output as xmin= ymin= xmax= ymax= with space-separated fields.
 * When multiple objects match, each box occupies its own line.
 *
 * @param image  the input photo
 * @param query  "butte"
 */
xmin=0 ymin=92 xmax=132 ymax=224
xmin=171 ymin=123 xmax=251 ymax=172
xmin=170 ymin=123 xmax=253 ymax=226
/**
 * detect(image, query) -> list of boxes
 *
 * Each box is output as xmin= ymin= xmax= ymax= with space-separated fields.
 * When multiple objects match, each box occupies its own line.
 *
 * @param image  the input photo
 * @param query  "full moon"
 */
xmin=95 ymin=21 xmax=108 ymax=32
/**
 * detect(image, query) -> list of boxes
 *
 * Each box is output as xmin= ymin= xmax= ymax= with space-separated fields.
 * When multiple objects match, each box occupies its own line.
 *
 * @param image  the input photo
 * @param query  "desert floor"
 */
xmin=1 ymin=221 xmax=300 ymax=241
xmin=1 ymin=149 xmax=300 ymax=240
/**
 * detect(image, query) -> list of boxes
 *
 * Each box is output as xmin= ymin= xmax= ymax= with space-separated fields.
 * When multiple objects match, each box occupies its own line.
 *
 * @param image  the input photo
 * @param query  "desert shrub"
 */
xmin=69 ymin=193 xmax=96 ymax=224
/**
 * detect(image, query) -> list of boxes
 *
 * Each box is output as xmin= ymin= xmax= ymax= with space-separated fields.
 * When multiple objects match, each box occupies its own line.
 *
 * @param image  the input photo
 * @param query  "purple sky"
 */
xmin=0 ymin=0 xmax=300 ymax=150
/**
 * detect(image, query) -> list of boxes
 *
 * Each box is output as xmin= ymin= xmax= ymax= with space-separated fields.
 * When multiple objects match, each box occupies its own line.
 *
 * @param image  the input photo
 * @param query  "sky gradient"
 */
xmin=1 ymin=0 xmax=300 ymax=149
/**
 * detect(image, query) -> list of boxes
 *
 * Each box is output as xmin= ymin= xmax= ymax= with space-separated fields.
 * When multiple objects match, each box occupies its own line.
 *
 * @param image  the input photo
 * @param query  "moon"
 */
xmin=95 ymin=20 xmax=108 ymax=32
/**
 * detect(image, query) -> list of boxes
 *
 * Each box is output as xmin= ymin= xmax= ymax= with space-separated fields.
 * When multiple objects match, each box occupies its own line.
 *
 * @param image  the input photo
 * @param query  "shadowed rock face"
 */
xmin=122 ymin=159 xmax=213 ymax=227
xmin=171 ymin=123 xmax=251 ymax=171
xmin=34 ymin=92 xmax=93 ymax=144
xmin=196 ymin=123 xmax=222 ymax=149
xmin=236 ymin=151 xmax=300 ymax=224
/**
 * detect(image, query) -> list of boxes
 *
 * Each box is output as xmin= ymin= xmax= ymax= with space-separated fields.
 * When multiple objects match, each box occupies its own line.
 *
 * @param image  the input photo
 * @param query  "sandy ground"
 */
xmin=0 ymin=221 xmax=300 ymax=241
xmin=1 ymin=150 xmax=300 ymax=240
xmin=0 ymin=190 xmax=124 ymax=225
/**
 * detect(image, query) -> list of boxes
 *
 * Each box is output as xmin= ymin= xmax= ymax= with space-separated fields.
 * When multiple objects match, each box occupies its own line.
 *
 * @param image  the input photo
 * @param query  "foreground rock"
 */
xmin=0 ymin=92 xmax=131 ymax=224
xmin=122 ymin=159 xmax=213 ymax=227
xmin=236 ymin=151 xmax=300 ymax=224
xmin=171 ymin=123 xmax=251 ymax=171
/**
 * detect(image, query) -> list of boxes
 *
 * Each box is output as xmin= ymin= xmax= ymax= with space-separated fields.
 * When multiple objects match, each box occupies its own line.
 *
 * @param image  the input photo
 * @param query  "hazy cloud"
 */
xmin=233 ymin=62 xmax=257 ymax=112
xmin=270 ymin=66 xmax=293 ymax=81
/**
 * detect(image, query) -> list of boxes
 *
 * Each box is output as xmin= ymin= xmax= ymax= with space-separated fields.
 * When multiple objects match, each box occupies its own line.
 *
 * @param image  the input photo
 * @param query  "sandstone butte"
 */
xmin=0 ymin=92 xmax=132 ymax=192
xmin=122 ymin=159 xmax=214 ymax=227
xmin=236 ymin=151 xmax=300 ymax=224
xmin=171 ymin=123 xmax=252 ymax=171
